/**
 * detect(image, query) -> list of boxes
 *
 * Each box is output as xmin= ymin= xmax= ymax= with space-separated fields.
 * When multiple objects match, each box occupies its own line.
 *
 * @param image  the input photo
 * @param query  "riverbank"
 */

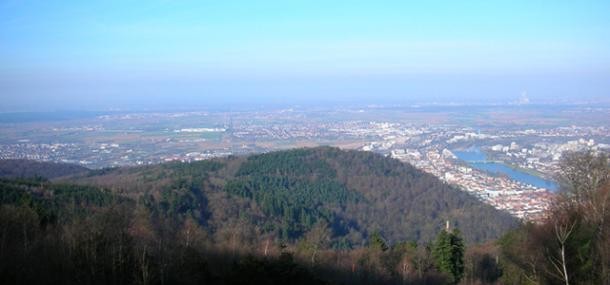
xmin=452 ymin=149 xmax=558 ymax=192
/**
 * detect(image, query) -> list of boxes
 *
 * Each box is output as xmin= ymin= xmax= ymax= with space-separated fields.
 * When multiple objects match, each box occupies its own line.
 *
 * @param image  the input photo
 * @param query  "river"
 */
xmin=452 ymin=148 xmax=559 ymax=192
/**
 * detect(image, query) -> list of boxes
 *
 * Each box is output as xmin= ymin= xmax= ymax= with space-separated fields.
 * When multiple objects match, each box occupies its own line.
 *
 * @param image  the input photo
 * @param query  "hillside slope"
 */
xmin=0 ymin=159 xmax=89 ymax=179
xmin=69 ymin=146 xmax=518 ymax=245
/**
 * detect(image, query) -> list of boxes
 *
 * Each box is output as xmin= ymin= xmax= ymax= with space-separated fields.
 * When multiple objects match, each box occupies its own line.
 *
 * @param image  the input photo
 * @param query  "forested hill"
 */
xmin=68 ymin=146 xmax=518 ymax=245
xmin=1 ymin=148 xmax=604 ymax=285
xmin=0 ymin=159 xmax=89 ymax=179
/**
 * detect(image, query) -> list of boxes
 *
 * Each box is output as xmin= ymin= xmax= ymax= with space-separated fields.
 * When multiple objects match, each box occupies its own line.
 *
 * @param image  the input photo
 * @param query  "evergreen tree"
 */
xmin=432 ymin=229 xmax=465 ymax=284
xmin=369 ymin=231 xmax=389 ymax=251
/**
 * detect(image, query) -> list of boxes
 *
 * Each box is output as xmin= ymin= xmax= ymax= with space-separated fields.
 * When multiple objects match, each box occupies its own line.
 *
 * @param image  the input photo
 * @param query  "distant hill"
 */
xmin=0 ymin=159 xmax=89 ymax=179
xmin=68 ymin=146 xmax=518 ymax=244
xmin=0 ymin=147 xmax=521 ymax=284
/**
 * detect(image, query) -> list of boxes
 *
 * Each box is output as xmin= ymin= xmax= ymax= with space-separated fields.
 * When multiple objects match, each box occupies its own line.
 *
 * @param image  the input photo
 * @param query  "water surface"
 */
xmin=453 ymin=148 xmax=558 ymax=191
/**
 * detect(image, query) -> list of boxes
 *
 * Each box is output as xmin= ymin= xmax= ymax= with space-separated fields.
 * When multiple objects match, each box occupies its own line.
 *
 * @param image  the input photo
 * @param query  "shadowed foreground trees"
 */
xmin=4 ymin=147 xmax=606 ymax=284
xmin=499 ymin=151 xmax=609 ymax=285
xmin=0 ymin=177 xmax=493 ymax=285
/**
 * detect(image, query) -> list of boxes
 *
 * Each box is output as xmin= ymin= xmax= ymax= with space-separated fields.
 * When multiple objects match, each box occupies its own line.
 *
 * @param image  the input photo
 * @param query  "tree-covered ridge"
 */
xmin=236 ymin=148 xmax=338 ymax=179
xmin=0 ymin=178 xmax=122 ymax=226
xmin=66 ymin=146 xmax=517 ymax=246
xmin=0 ymin=175 xmax=477 ymax=285
xmin=1 ymin=148 xmax=606 ymax=284
xmin=0 ymin=159 xmax=89 ymax=179
xmin=225 ymin=148 xmax=362 ymax=240
xmin=225 ymin=174 xmax=361 ymax=241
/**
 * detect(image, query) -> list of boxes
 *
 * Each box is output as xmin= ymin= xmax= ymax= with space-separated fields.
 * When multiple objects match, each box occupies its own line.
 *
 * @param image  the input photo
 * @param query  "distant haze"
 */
xmin=1 ymin=1 xmax=609 ymax=111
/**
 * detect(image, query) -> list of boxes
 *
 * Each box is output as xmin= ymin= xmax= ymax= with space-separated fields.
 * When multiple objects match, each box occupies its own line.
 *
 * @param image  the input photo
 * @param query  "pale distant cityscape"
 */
xmin=1 ymin=105 xmax=609 ymax=220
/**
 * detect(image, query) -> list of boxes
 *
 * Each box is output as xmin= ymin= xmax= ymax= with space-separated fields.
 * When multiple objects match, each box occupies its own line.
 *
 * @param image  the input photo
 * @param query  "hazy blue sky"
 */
xmin=1 ymin=0 xmax=609 ymax=111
